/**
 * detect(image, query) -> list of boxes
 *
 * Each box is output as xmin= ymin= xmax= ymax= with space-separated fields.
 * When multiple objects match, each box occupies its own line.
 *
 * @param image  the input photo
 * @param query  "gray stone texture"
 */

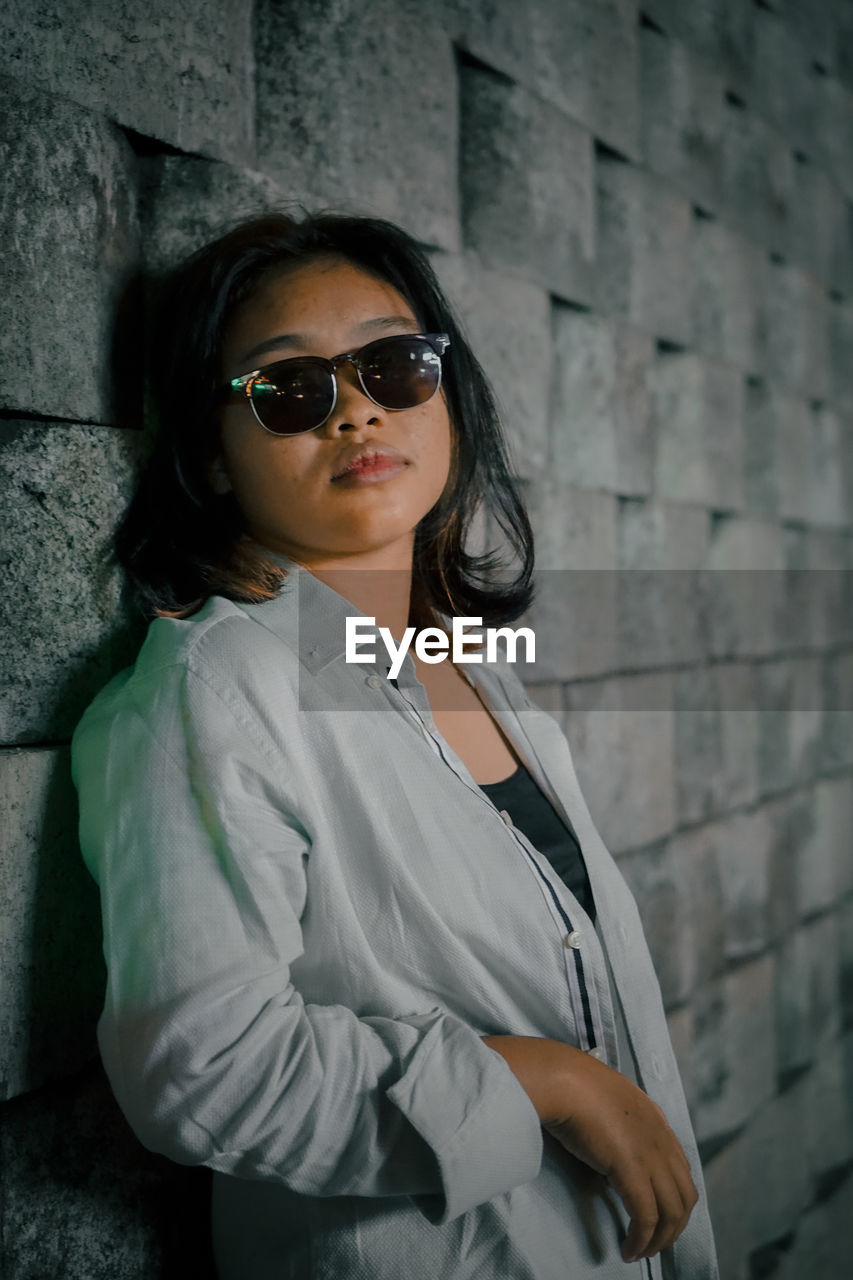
xmin=594 ymin=156 xmax=693 ymax=345
xmin=139 ymin=155 xmax=291 ymax=276
xmin=638 ymin=0 xmax=757 ymax=86
xmin=0 ymin=420 xmax=147 ymax=744
xmin=522 ymin=483 xmax=619 ymax=680
xmin=447 ymin=0 xmax=639 ymax=160
xmin=254 ymin=0 xmax=461 ymax=252
xmin=564 ymin=673 xmax=677 ymax=854
xmin=430 ymin=250 xmax=552 ymax=479
xmin=0 ymin=1 xmax=254 ymax=163
xmin=718 ymin=100 xmax=797 ymax=262
xmin=691 ymin=955 xmax=777 ymax=1147
xmin=689 ymin=214 xmax=763 ymax=375
xmin=647 ymin=350 xmax=745 ymax=510
xmin=0 ymin=77 xmax=141 ymax=426
xmin=775 ymin=913 xmax=842 ymax=1083
xmin=0 ymin=749 xmax=103 ymax=1100
xmin=459 ymin=63 xmax=595 ymax=302
xmin=0 ymin=1062 xmax=215 ymax=1278
xmin=795 ymin=776 xmax=853 ymax=918
xmin=550 ymin=307 xmax=655 ymax=497
xmin=756 ymin=258 xmax=830 ymax=404
xmin=638 ymin=24 xmax=727 ymax=215
xmin=617 ymin=500 xmax=710 ymax=671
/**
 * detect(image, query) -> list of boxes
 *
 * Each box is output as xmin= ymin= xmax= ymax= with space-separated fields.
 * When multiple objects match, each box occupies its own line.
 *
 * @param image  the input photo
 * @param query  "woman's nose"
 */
xmin=324 ymin=363 xmax=382 ymax=430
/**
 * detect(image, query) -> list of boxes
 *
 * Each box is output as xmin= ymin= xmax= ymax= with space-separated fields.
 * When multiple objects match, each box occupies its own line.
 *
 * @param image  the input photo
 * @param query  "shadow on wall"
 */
xmin=4 ymin=750 xmax=216 ymax=1277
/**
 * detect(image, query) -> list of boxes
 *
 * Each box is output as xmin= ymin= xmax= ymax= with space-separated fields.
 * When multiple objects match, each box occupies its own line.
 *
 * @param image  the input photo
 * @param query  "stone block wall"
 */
xmin=1 ymin=2 xmax=851 ymax=1276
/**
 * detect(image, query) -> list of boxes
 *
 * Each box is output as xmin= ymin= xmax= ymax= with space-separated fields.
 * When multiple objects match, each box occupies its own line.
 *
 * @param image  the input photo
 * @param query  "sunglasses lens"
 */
xmin=360 ymin=338 xmax=442 ymax=409
xmin=250 ymin=363 xmax=335 ymax=435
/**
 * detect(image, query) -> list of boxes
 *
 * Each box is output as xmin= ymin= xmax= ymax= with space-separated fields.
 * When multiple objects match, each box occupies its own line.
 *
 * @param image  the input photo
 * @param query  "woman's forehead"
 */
xmin=223 ymin=257 xmax=421 ymax=364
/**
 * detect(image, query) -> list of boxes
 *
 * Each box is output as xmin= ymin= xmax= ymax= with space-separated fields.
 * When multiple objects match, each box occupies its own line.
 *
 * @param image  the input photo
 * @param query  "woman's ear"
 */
xmin=208 ymin=454 xmax=232 ymax=495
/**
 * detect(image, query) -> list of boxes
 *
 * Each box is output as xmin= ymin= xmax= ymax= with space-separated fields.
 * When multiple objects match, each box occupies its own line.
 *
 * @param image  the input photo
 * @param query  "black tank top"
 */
xmin=479 ymin=761 xmax=596 ymax=923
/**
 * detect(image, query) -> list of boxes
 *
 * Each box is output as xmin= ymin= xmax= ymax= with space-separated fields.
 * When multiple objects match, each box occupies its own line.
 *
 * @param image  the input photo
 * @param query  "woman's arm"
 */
xmin=71 ymin=659 xmax=544 ymax=1225
xmin=482 ymin=1034 xmax=698 ymax=1264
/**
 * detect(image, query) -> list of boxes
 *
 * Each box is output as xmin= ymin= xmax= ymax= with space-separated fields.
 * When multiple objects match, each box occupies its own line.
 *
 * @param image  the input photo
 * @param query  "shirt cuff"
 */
xmin=385 ymin=1012 xmax=544 ymax=1224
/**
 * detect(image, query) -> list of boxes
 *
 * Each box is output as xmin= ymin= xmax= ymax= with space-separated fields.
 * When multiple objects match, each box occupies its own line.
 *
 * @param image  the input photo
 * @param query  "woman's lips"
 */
xmin=331 ymin=458 xmax=409 ymax=485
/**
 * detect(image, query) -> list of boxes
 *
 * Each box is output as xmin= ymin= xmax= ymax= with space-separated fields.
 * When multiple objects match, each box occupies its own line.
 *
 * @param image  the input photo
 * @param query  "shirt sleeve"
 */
xmin=70 ymin=657 xmax=543 ymax=1224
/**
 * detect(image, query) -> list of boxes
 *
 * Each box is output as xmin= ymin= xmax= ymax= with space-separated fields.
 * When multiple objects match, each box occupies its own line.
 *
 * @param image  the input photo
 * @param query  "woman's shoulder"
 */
xmin=73 ymin=590 xmax=303 ymax=741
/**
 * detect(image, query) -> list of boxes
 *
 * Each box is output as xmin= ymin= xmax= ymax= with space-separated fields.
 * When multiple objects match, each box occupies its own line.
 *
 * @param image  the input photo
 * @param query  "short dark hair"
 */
xmin=116 ymin=209 xmax=535 ymax=626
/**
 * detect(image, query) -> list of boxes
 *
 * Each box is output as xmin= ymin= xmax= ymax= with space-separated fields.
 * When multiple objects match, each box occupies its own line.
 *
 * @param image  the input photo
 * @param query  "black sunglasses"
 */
xmin=220 ymin=332 xmax=451 ymax=436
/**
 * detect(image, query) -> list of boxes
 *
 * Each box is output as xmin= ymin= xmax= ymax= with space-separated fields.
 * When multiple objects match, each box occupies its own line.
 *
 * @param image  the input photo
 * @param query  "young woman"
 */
xmin=71 ymin=211 xmax=719 ymax=1279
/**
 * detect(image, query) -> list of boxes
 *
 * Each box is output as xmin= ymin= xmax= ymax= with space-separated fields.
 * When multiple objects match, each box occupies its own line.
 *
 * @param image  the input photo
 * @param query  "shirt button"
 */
xmin=564 ymin=930 xmax=582 ymax=949
xmin=366 ymin=673 xmax=382 ymax=689
xmin=587 ymin=1045 xmax=606 ymax=1061
xmin=499 ymin=809 xmax=513 ymax=825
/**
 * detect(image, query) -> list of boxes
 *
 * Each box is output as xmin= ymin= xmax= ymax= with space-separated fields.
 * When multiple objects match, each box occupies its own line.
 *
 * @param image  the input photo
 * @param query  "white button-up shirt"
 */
xmin=71 ymin=557 xmax=718 ymax=1279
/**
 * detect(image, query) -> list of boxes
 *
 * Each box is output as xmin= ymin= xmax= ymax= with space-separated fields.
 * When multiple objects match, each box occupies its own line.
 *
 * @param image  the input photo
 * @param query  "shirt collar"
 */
xmin=236 ymin=549 xmax=431 ymax=683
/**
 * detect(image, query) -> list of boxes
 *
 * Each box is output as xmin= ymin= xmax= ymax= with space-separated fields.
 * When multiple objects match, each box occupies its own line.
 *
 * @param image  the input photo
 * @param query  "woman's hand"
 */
xmin=482 ymin=1035 xmax=698 ymax=1264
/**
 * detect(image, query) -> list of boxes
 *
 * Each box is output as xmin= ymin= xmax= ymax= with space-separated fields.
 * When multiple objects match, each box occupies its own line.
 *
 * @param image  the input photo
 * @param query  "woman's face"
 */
xmin=213 ymin=255 xmax=454 ymax=571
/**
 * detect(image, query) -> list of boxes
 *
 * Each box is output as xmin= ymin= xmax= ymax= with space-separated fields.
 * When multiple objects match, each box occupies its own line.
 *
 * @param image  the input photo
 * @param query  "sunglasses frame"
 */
xmin=221 ymin=332 xmax=451 ymax=437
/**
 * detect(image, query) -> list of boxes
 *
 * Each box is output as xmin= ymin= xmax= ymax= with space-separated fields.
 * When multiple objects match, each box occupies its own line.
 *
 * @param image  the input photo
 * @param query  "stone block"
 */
xmin=564 ymin=672 xmax=677 ymax=854
xmin=638 ymin=0 xmax=756 ymax=86
xmin=715 ymin=662 xmax=761 ymax=811
xmin=840 ymin=896 xmax=853 ymax=1031
xmin=0 ymin=420 xmax=147 ymax=744
xmin=837 ymin=1 xmax=853 ymax=92
xmin=139 ymin=155 xmax=289 ymax=276
xmin=0 ymin=77 xmax=141 ymax=426
xmin=618 ymin=840 xmax=688 ymax=1010
xmin=0 ymin=1061 xmax=214 ymax=1277
xmin=638 ymin=24 xmax=727 ymax=214
xmin=783 ymin=525 xmax=853 ymax=650
xmin=648 ymin=351 xmax=745 ymax=510
xmin=672 ymin=668 xmax=727 ymax=825
xmin=827 ymin=296 xmax=853 ymax=414
xmin=691 ymin=955 xmax=777 ymax=1147
xmin=430 ymin=250 xmax=552 ymax=479
xmin=821 ymin=650 xmax=853 ymax=773
xmin=705 ymin=516 xmax=787 ymax=660
xmin=756 ymin=258 xmax=830 ymax=403
xmin=746 ymin=9 xmax=822 ymax=160
xmin=796 ymin=776 xmax=853 ymax=917
xmin=254 ymin=0 xmax=460 ymax=252
xmin=719 ymin=102 xmax=796 ymax=260
xmin=755 ymin=658 xmax=825 ymax=796
xmin=802 ymin=1041 xmax=853 ymax=1184
xmin=0 ymin=1 xmax=253 ymax=163
xmin=522 ymin=483 xmax=619 ymax=679
xmin=789 ymin=156 xmax=853 ymax=296
xmin=550 ymin=306 xmax=654 ymax=497
xmin=766 ymin=791 xmax=817 ymax=941
xmin=617 ymin=500 xmax=710 ymax=670
xmin=771 ymin=1174 xmax=853 ymax=1280
xmin=594 ymin=156 xmax=693 ymax=345
xmin=734 ymin=1088 xmax=812 ymax=1254
xmin=673 ymin=822 xmax=730 ymax=994
xmin=743 ymin=381 xmax=812 ymax=523
xmin=448 ymin=0 xmax=639 ymax=160
xmin=716 ymin=808 xmax=773 ymax=961
xmin=458 ymin=62 xmax=595 ymax=302
xmin=812 ymin=75 xmax=853 ymax=203
xmin=702 ymin=1129 xmax=754 ymax=1280
xmin=776 ymin=914 xmax=842 ymax=1081
xmin=689 ymin=215 xmax=763 ymax=375
xmin=0 ymin=749 xmax=105 ymax=1101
